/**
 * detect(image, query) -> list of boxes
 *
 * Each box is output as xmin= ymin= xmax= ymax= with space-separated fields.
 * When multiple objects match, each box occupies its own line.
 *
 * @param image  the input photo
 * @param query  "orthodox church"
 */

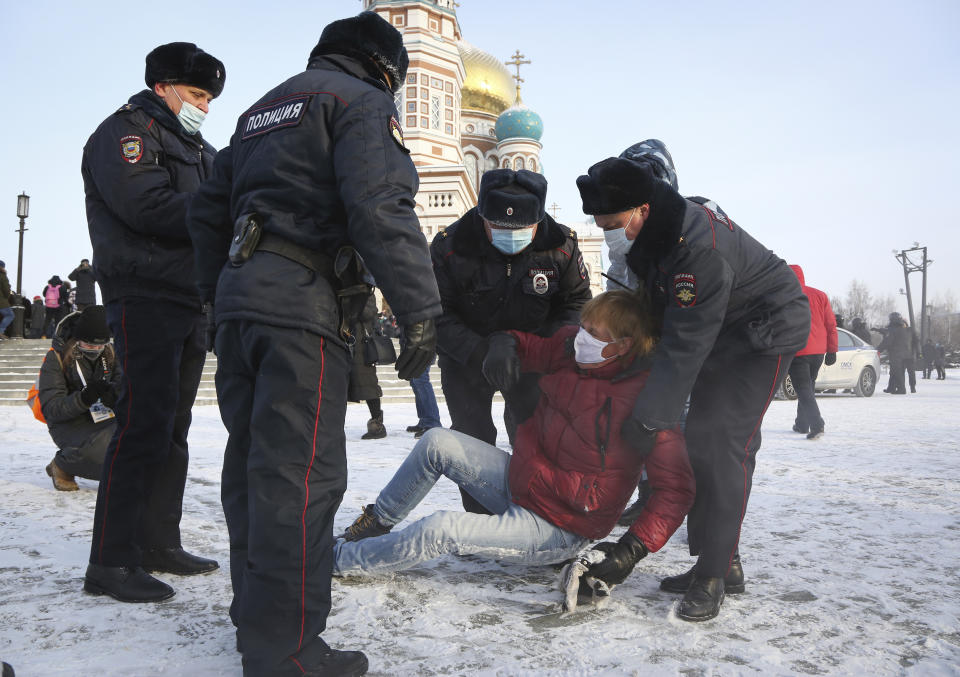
xmin=363 ymin=0 xmax=604 ymax=296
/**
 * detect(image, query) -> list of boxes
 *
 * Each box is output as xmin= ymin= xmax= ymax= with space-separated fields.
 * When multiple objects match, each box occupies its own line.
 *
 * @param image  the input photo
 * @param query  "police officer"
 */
xmin=188 ymin=12 xmax=439 ymax=677
xmin=431 ymin=169 xmax=592 ymax=513
xmin=81 ymin=42 xmax=224 ymax=603
xmin=575 ymin=157 xmax=809 ymax=621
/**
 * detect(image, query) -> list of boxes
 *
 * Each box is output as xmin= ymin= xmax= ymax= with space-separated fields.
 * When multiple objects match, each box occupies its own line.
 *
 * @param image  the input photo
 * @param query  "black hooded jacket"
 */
xmin=625 ymin=181 xmax=810 ymax=429
xmin=81 ymin=90 xmax=215 ymax=308
xmin=188 ymin=54 xmax=440 ymax=342
xmin=38 ymin=313 xmax=123 ymax=449
xmin=430 ymin=208 xmax=592 ymax=365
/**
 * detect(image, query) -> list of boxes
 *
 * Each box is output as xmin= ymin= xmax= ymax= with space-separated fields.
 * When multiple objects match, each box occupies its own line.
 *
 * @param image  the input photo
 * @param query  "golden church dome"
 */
xmin=457 ymin=40 xmax=514 ymax=115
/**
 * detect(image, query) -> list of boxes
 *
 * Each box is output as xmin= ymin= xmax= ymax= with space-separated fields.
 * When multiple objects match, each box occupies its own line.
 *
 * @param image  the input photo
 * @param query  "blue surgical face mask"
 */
xmin=170 ymin=85 xmax=206 ymax=135
xmin=603 ymin=226 xmax=633 ymax=264
xmin=490 ymin=226 xmax=535 ymax=255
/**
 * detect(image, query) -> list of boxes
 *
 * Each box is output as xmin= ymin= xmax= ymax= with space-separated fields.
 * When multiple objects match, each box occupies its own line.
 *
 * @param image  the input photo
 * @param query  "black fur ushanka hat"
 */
xmin=577 ymin=157 xmax=658 ymax=215
xmin=477 ymin=169 xmax=548 ymax=229
xmin=310 ymin=11 xmax=408 ymax=93
xmin=145 ymin=42 xmax=225 ymax=98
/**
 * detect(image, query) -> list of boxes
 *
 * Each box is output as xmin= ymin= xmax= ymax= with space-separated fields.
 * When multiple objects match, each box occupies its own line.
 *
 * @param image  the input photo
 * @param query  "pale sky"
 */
xmin=1 ymin=0 xmax=958 ymax=315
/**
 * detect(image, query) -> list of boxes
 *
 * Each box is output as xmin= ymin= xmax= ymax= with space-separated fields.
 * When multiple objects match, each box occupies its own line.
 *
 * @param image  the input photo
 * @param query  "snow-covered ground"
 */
xmin=2 ymin=378 xmax=959 ymax=676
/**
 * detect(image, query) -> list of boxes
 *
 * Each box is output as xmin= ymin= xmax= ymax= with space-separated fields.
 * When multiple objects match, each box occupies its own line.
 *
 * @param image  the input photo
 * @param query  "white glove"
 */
xmin=560 ymin=549 xmax=612 ymax=612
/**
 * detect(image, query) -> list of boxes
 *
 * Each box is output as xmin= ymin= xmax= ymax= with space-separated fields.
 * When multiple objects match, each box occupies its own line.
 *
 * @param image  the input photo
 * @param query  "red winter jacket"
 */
xmin=790 ymin=265 xmax=838 ymax=357
xmin=507 ymin=325 xmax=695 ymax=548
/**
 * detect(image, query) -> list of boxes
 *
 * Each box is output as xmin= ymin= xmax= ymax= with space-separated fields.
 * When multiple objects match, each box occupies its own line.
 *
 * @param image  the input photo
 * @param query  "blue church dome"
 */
xmin=495 ymin=99 xmax=543 ymax=142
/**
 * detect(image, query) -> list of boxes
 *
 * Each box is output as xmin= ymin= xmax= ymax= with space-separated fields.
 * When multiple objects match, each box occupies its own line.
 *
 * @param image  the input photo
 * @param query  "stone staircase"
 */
xmin=0 ymin=338 xmax=444 ymax=407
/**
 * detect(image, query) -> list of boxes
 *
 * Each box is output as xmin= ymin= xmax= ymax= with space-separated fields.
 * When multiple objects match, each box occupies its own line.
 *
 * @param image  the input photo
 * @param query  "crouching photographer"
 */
xmin=35 ymin=306 xmax=120 ymax=491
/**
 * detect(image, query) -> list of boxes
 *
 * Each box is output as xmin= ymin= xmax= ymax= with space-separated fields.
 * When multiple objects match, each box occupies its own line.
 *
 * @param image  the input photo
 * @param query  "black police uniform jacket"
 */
xmin=81 ymin=90 xmax=215 ymax=308
xmin=626 ymin=184 xmax=810 ymax=430
xmin=188 ymin=54 xmax=440 ymax=342
xmin=430 ymin=207 xmax=592 ymax=365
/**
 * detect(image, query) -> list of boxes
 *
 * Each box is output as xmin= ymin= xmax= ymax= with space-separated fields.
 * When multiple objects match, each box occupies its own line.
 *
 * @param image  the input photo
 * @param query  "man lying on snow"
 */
xmin=334 ymin=291 xmax=695 ymax=601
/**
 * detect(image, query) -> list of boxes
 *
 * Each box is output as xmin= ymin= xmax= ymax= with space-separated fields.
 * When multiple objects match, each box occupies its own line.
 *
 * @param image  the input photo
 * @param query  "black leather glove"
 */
xmin=481 ymin=333 xmax=520 ymax=392
xmin=621 ymin=417 xmax=658 ymax=456
xmin=81 ymin=379 xmax=111 ymax=406
xmin=824 ymin=352 xmax=836 ymax=366
xmin=396 ymin=318 xmax=437 ymax=380
xmin=585 ymin=532 xmax=648 ymax=586
xmin=100 ymin=385 xmax=118 ymax=409
xmin=203 ymin=303 xmax=217 ymax=354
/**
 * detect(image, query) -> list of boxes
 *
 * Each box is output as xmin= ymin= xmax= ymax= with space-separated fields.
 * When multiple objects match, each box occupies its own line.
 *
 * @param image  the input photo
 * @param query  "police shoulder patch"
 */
xmin=389 ymin=115 xmax=407 ymax=151
xmin=673 ymin=273 xmax=697 ymax=307
xmin=577 ymin=253 xmax=587 ymax=281
xmin=701 ymin=202 xmax=732 ymax=231
xmin=241 ymin=94 xmax=310 ymax=141
xmin=120 ymin=135 xmax=143 ymax=164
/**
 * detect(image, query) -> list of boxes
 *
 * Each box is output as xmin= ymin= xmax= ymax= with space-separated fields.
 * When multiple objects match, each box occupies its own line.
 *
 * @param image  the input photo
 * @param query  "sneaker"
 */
xmin=406 ymin=425 xmax=425 ymax=433
xmin=46 ymin=459 xmax=79 ymax=491
xmin=337 ymin=505 xmax=392 ymax=542
xmin=361 ymin=414 xmax=386 ymax=440
xmin=806 ymin=428 xmax=824 ymax=440
xmin=791 ymin=423 xmax=808 ymax=434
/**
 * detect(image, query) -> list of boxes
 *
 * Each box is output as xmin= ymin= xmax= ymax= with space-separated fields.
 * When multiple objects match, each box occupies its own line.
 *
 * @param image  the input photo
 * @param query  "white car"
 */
xmin=779 ymin=327 xmax=881 ymax=399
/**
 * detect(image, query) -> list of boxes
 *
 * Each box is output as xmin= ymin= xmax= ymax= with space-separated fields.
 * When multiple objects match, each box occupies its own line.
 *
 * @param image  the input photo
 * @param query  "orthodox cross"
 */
xmin=548 ymin=203 xmax=561 ymax=219
xmin=505 ymin=50 xmax=531 ymax=101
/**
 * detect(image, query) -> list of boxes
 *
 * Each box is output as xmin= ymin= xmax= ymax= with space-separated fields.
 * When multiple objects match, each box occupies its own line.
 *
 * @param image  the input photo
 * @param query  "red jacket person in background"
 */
xmin=335 ymin=291 xmax=694 ymax=589
xmin=788 ymin=265 xmax=838 ymax=439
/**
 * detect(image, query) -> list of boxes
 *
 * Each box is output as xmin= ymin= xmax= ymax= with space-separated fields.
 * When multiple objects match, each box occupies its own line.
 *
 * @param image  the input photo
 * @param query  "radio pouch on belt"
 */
xmin=333 ymin=247 xmax=375 ymax=347
xmin=229 ymin=213 xmax=263 ymax=265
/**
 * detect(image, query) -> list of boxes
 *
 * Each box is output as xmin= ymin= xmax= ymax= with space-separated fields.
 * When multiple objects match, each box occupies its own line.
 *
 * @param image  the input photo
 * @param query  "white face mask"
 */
xmin=170 ymin=85 xmax=206 ymax=135
xmin=604 ymin=227 xmax=633 ymax=264
xmin=601 ymin=207 xmax=637 ymax=264
xmin=574 ymin=326 xmax=619 ymax=364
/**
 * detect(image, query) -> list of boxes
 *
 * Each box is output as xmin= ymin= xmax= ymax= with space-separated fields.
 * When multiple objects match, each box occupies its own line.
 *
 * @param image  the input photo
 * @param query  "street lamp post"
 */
xmin=15 ymin=192 xmax=29 ymax=296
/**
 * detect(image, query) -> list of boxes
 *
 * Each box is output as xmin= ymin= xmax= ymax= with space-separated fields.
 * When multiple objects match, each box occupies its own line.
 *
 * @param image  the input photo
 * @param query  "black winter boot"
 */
xmin=677 ymin=575 xmax=725 ymax=622
xmin=142 ymin=547 xmax=219 ymax=576
xmin=338 ymin=504 xmax=393 ymax=542
xmin=269 ymin=636 xmax=368 ymax=677
xmin=361 ymin=414 xmax=386 ymax=440
xmin=84 ymin=564 xmax=175 ymax=602
xmin=660 ymin=555 xmax=744 ymax=594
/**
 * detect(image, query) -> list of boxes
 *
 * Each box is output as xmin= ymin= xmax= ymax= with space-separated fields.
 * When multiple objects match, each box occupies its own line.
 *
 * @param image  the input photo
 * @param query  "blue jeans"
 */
xmin=0 ymin=307 xmax=13 ymax=335
xmin=410 ymin=365 xmax=441 ymax=429
xmin=334 ymin=428 xmax=589 ymax=575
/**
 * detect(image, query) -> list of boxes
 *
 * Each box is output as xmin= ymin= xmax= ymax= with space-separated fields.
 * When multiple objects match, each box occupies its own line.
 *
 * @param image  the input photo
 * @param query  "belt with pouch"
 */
xmin=230 ymin=213 xmax=371 ymax=344
xmin=230 ymin=213 xmax=334 ymax=276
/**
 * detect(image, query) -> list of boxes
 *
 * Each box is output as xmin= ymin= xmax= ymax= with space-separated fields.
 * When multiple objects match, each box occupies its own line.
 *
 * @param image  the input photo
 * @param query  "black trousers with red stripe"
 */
xmin=683 ymin=350 xmax=794 ymax=579
xmin=215 ymin=320 xmax=350 ymax=677
xmin=89 ymin=297 xmax=206 ymax=566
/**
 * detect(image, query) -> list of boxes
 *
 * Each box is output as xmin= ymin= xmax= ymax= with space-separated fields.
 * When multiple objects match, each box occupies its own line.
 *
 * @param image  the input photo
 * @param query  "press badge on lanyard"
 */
xmin=76 ymin=362 xmax=116 ymax=423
